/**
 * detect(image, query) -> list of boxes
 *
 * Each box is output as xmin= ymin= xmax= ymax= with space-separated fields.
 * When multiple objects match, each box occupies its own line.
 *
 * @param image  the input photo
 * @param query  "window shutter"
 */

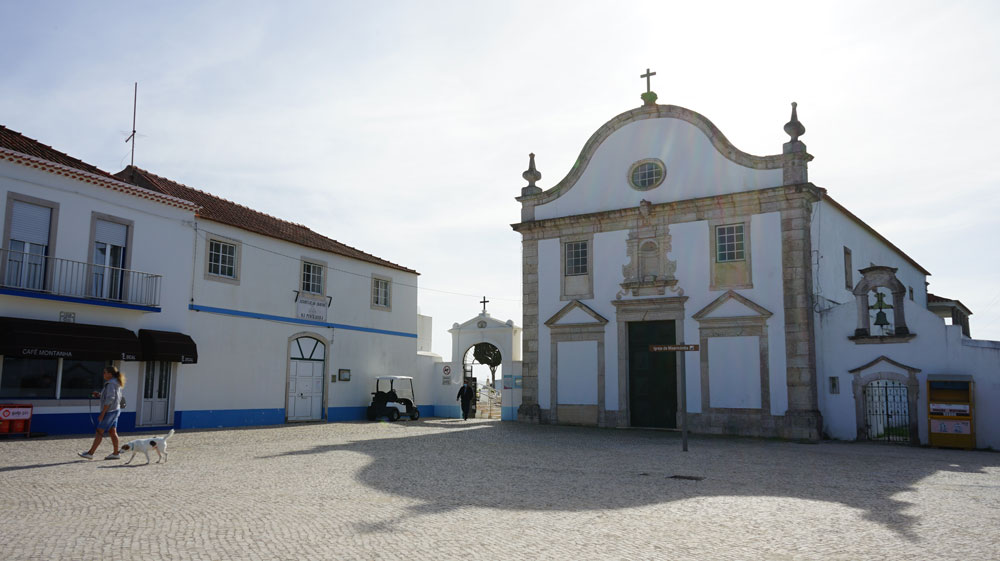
xmin=95 ymin=219 xmax=128 ymax=247
xmin=9 ymin=201 xmax=52 ymax=246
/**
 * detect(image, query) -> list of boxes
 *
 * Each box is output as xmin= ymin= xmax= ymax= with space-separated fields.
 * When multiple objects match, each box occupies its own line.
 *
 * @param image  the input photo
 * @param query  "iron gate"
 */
xmin=863 ymin=380 xmax=910 ymax=443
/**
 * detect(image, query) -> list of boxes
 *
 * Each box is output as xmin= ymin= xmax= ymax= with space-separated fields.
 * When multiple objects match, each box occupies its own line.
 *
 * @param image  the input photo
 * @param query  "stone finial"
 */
xmin=521 ymin=153 xmax=542 ymax=195
xmin=784 ymin=102 xmax=806 ymax=142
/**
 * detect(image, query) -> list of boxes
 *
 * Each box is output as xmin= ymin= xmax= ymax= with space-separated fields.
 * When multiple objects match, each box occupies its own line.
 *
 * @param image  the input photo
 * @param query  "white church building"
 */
xmin=512 ymin=85 xmax=1000 ymax=448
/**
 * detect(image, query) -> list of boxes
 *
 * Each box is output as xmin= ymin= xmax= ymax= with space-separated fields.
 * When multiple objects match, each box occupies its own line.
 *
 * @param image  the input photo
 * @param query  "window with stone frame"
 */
xmin=565 ymin=241 xmax=588 ymax=276
xmin=208 ymin=239 xmax=238 ymax=279
xmin=371 ymin=276 xmax=391 ymax=309
xmin=709 ymin=218 xmax=752 ymax=290
xmin=301 ymin=261 xmax=323 ymax=294
xmin=715 ymin=224 xmax=745 ymax=262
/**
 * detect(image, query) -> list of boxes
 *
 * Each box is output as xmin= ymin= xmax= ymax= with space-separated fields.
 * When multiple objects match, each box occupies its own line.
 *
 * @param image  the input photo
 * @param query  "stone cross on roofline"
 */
xmin=640 ymin=68 xmax=656 ymax=93
xmin=480 ymin=296 xmax=489 ymax=314
xmin=640 ymin=68 xmax=658 ymax=106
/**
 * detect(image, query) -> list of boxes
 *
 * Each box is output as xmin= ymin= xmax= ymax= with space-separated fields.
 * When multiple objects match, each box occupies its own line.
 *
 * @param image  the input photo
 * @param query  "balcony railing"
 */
xmin=1 ymin=248 xmax=162 ymax=308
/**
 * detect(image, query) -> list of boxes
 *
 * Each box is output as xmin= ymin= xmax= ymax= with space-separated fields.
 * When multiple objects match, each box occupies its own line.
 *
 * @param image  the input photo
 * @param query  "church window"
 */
xmin=844 ymin=247 xmax=853 ymax=289
xmin=301 ymin=261 xmax=323 ymax=294
xmin=565 ymin=241 xmax=588 ymax=275
xmin=371 ymin=276 xmax=391 ymax=310
xmin=628 ymin=159 xmax=666 ymax=191
xmin=715 ymin=225 xmax=745 ymax=262
xmin=206 ymin=237 xmax=240 ymax=281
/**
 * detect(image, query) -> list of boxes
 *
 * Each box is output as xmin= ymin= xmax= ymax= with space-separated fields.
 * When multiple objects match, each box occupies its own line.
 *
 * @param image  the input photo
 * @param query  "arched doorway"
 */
xmin=287 ymin=335 xmax=326 ymax=422
xmin=462 ymin=342 xmax=503 ymax=419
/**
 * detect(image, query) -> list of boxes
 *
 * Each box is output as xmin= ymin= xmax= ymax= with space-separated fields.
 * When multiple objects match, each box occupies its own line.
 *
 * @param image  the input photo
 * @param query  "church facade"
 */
xmin=512 ymin=90 xmax=1000 ymax=447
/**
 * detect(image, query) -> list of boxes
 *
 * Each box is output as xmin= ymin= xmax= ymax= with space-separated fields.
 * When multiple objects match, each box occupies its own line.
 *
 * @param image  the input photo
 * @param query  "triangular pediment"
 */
xmin=848 ymin=355 xmax=921 ymax=375
xmin=692 ymin=290 xmax=772 ymax=320
xmin=545 ymin=300 xmax=608 ymax=327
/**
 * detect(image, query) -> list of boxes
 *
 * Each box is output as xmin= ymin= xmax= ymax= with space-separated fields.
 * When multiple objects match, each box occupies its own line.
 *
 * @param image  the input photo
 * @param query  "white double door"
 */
xmin=140 ymin=361 xmax=171 ymax=426
xmin=287 ymin=359 xmax=324 ymax=421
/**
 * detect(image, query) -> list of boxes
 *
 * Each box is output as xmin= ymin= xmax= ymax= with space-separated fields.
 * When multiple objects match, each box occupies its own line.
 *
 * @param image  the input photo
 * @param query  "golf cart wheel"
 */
xmin=388 ymin=409 xmax=400 ymax=422
xmin=366 ymin=406 xmax=376 ymax=422
xmin=411 ymin=408 xmax=420 ymax=420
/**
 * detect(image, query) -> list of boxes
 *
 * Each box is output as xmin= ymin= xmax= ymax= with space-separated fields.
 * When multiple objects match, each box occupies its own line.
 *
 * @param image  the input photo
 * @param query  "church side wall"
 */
xmin=810 ymin=200 xmax=926 ymax=311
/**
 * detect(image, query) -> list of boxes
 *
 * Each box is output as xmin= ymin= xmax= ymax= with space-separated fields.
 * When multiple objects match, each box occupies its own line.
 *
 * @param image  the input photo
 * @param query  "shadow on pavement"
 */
xmin=258 ymin=420 xmax=1000 ymax=540
xmin=0 ymin=460 xmax=88 ymax=472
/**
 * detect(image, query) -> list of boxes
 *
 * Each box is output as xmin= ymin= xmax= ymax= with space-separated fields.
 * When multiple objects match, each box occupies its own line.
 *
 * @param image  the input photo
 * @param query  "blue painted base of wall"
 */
xmin=501 ymin=406 xmax=517 ymax=421
xmin=25 ymin=411 xmax=140 ymax=435
xmin=175 ymin=408 xmax=285 ymax=429
xmin=436 ymin=405 xmax=462 ymax=419
xmin=327 ymin=405 xmax=437 ymax=421
xmin=15 ymin=404 xmax=458 ymax=436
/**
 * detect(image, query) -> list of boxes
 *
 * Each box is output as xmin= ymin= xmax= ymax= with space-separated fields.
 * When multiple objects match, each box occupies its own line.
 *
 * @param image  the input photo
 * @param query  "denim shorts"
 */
xmin=97 ymin=409 xmax=120 ymax=432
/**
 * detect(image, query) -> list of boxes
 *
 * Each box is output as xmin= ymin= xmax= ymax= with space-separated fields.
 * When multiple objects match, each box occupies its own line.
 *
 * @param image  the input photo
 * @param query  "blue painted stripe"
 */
xmin=501 ymin=406 xmax=517 ymax=421
xmin=189 ymin=304 xmax=417 ymax=338
xmin=175 ymin=408 xmax=285 ymax=429
xmin=435 ymin=404 xmax=462 ymax=419
xmin=0 ymin=288 xmax=160 ymax=312
xmin=15 ymin=405 xmax=454 ymax=436
xmin=327 ymin=406 xmax=368 ymax=422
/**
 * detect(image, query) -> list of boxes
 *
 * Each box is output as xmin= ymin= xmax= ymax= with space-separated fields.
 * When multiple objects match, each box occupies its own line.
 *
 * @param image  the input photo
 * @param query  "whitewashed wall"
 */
xmin=534 ymin=212 xmax=790 ymax=418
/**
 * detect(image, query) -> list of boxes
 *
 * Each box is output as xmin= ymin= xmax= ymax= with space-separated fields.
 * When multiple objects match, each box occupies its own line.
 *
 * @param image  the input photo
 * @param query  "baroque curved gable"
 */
xmin=522 ymin=104 xmax=795 ymax=220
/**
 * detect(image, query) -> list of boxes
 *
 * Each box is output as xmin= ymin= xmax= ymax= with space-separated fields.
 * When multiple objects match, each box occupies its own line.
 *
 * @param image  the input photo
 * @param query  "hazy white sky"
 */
xmin=2 ymin=0 xmax=999 ymax=356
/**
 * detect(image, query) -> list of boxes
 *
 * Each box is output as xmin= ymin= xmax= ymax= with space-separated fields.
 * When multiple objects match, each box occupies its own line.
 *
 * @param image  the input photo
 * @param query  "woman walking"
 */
xmin=78 ymin=366 xmax=125 ymax=460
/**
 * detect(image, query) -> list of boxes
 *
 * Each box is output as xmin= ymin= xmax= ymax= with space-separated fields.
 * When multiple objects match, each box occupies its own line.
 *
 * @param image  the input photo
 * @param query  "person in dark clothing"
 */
xmin=456 ymin=380 xmax=475 ymax=420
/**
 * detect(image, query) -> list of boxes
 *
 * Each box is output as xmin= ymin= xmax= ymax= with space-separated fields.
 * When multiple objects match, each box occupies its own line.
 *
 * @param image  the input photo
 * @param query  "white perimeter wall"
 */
xmin=818 ymin=297 xmax=1000 ymax=449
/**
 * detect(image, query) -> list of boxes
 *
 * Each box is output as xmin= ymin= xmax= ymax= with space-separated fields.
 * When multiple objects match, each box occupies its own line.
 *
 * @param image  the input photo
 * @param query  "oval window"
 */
xmin=628 ymin=159 xmax=666 ymax=191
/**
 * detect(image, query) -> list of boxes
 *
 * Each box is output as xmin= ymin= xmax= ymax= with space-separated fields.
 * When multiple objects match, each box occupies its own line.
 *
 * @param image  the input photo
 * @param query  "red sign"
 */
xmin=0 ymin=406 xmax=32 ymax=420
xmin=649 ymin=344 xmax=699 ymax=352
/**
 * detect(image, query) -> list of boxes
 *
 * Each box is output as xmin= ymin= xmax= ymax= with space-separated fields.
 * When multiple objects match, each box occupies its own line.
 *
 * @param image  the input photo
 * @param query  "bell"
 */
xmin=874 ymin=310 xmax=890 ymax=327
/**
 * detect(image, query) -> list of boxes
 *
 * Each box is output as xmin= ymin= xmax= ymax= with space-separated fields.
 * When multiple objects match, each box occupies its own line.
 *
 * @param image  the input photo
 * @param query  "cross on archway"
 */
xmin=480 ymin=296 xmax=489 ymax=314
xmin=640 ymin=68 xmax=656 ymax=93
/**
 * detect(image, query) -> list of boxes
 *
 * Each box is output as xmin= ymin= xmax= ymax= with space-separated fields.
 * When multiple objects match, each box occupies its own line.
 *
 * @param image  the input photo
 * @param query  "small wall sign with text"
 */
xmin=649 ymin=344 xmax=699 ymax=352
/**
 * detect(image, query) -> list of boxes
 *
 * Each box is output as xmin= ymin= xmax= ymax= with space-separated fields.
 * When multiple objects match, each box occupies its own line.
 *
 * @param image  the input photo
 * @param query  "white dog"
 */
xmin=120 ymin=429 xmax=174 ymax=465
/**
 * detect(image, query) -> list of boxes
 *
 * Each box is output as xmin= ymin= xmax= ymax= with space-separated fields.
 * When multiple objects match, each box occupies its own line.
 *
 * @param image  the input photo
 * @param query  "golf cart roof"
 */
xmin=376 ymin=376 xmax=413 ymax=381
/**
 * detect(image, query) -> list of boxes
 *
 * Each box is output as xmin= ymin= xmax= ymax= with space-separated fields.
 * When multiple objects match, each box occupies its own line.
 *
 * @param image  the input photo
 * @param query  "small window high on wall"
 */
xmin=844 ymin=247 xmax=853 ymax=290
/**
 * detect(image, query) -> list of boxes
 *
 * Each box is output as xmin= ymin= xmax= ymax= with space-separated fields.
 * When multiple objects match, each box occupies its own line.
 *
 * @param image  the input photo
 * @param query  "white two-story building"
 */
xmin=0 ymin=125 xmax=436 ymax=434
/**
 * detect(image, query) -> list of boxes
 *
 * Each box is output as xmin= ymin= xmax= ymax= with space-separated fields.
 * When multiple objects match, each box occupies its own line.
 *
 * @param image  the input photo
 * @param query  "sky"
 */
xmin=2 ymin=0 xmax=999 ymax=358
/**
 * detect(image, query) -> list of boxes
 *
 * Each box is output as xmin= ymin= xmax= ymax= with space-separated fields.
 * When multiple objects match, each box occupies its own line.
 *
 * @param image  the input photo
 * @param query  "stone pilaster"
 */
xmin=779 ymin=191 xmax=822 ymax=440
xmin=517 ymin=237 xmax=541 ymax=423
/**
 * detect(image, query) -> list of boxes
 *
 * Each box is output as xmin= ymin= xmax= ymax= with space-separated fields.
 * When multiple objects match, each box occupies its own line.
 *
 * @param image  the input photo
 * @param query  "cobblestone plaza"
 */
xmin=1 ymin=419 xmax=998 ymax=560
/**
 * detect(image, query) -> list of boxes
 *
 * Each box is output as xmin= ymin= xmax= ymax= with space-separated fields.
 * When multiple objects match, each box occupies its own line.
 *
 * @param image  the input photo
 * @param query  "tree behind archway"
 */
xmin=473 ymin=343 xmax=502 ymax=386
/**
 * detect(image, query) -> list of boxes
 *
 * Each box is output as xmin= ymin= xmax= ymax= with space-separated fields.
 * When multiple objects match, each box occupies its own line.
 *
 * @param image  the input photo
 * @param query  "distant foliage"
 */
xmin=473 ymin=343 xmax=502 ymax=385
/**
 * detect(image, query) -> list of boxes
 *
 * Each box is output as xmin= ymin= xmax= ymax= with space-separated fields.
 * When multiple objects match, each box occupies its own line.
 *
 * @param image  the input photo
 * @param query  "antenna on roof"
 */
xmin=124 ymin=82 xmax=137 ymax=182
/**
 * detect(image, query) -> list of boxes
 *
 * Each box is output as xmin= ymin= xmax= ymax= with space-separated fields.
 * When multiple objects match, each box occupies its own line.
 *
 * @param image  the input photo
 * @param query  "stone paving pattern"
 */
xmin=1 ymin=419 xmax=998 ymax=560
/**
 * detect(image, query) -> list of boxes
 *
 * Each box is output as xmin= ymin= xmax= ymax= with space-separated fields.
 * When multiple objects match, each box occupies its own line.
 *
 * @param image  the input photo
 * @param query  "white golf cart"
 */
xmin=366 ymin=376 xmax=420 ymax=422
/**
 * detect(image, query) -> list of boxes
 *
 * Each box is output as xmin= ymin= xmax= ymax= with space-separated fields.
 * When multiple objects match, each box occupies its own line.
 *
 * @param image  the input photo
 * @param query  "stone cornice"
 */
xmin=517 ymin=104 xmax=810 ymax=207
xmin=513 ymin=183 xmax=822 ymax=238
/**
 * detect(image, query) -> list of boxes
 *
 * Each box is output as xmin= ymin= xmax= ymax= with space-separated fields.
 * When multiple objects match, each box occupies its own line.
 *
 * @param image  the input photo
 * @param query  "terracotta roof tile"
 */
xmin=0 ymin=125 xmax=113 ymax=178
xmin=116 ymin=166 xmax=417 ymax=275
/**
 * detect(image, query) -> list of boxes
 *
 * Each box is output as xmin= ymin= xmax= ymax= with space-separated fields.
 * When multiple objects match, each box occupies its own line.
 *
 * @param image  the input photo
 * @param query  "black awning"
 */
xmin=138 ymin=329 xmax=198 ymax=364
xmin=0 ymin=317 xmax=140 ymax=361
